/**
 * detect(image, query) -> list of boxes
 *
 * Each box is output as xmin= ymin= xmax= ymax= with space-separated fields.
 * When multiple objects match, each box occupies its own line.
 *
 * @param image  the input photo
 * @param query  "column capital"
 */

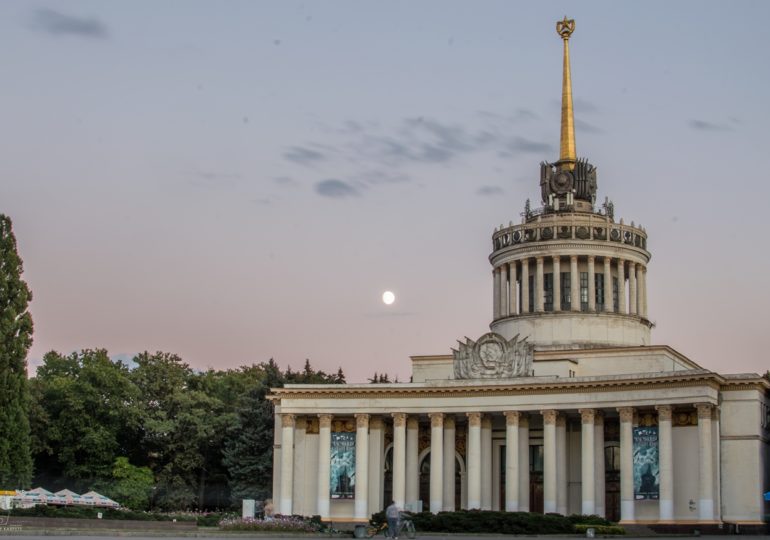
xmin=541 ymin=409 xmax=558 ymax=425
xmin=429 ymin=412 xmax=445 ymax=428
xmin=579 ymin=409 xmax=596 ymax=424
xmin=587 ymin=255 xmax=595 ymax=263
xmin=295 ymin=416 xmax=307 ymax=430
xmin=519 ymin=413 xmax=529 ymax=428
xmin=570 ymin=255 xmax=578 ymax=263
xmin=444 ymin=415 xmax=456 ymax=429
xmin=481 ymin=415 xmax=492 ymax=429
xmin=407 ymin=416 xmax=419 ymax=429
xmin=655 ymin=405 xmax=673 ymax=421
xmin=617 ymin=406 xmax=635 ymax=423
xmin=467 ymin=412 xmax=482 ymax=427
xmin=504 ymin=410 xmax=521 ymax=426
xmin=355 ymin=413 xmax=370 ymax=428
xmin=555 ymin=413 xmax=566 ymax=428
xmin=369 ymin=416 xmax=384 ymax=429
xmin=695 ymin=403 xmax=714 ymax=419
xmin=281 ymin=413 xmax=296 ymax=428
xmin=318 ymin=413 xmax=333 ymax=428
xmin=536 ymin=256 xmax=544 ymax=263
xmin=392 ymin=412 xmax=407 ymax=427
xmin=552 ymin=255 xmax=561 ymax=263
xmin=593 ymin=410 xmax=605 ymax=425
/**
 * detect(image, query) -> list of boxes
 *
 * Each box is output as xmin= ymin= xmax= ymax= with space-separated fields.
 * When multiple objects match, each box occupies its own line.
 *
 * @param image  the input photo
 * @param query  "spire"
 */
xmin=556 ymin=16 xmax=576 ymax=169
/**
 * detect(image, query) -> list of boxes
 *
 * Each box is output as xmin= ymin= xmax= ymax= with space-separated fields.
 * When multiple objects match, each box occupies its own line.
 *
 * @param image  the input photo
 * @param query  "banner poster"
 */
xmin=330 ymin=432 xmax=356 ymax=499
xmin=633 ymin=426 xmax=659 ymax=500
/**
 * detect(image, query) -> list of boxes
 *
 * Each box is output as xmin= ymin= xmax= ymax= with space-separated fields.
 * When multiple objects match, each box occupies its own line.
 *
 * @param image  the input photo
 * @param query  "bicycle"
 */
xmin=366 ymin=516 xmax=416 ymax=539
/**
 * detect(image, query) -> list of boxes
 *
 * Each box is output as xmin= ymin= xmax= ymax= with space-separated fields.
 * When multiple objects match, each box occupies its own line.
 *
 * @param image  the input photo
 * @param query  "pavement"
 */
xmin=0 ymin=534 xmax=757 ymax=540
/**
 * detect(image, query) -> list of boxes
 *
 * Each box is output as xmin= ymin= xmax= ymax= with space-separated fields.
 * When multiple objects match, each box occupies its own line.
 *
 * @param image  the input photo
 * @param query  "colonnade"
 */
xmin=492 ymin=256 xmax=647 ymax=320
xmin=278 ymin=403 xmax=716 ymax=523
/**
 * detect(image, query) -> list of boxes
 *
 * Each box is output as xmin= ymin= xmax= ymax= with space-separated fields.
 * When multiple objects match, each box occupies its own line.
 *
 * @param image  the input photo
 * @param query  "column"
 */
xmin=392 ymin=413 xmax=407 ymax=507
xmin=697 ymin=403 xmax=715 ymax=521
xmin=369 ymin=417 xmax=385 ymax=513
xmin=504 ymin=412 xmax=520 ymax=511
xmin=292 ymin=418 xmax=307 ymax=515
xmin=618 ymin=407 xmax=634 ymax=522
xmin=603 ymin=257 xmax=612 ymax=312
xmin=570 ymin=256 xmax=580 ymax=311
xmin=279 ymin=413 xmax=295 ymax=515
xmin=580 ymin=409 xmax=596 ymax=515
xmin=500 ymin=264 xmax=509 ymax=317
xmin=493 ymin=268 xmax=500 ymax=320
xmin=552 ymin=256 xmax=561 ymax=311
xmin=481 ymin=415 xmax=493 ymax=510
xmin=442 ymin=416 xmax=456 ymax=511
xmin=656 ymin=405 xmax=673 ymax=522
xmin=466 ymin=412 xmax=482 ymax=509
xmin=518 ymin=415 xmax=530 ymax=512
xmin=354 ymin=414 xmax=370 ymax=519
xmin=535 ymin=257 xmax=545 ymax=312
xmin=316 ymin=414 xmax=333 ymax=519
xmin=542 ymin=409 xmax=558 ymax=513
xmin=521 ymin=260 xmax=530 ymax=313
xmin=639 ymin=266 xmax=648 ymax=318
xmin=629 ymin=263 xmax=637 ymax=315
xmin=587 ymin=256 xmax=596 ymax=311
xmin=617 ymin=260 xmax=627 ymax=314
xmin=406 ymin=416 xmax=419 ymax=506
xmin=594 ymin=412 xmax=606 ymax=518
xmin=429 ymin=413 xmax=444 ymax=513
xmin=509 ymin=263 xmax=518 ymax=315
xmin=556 ymin=414 xmax=568 ymax=516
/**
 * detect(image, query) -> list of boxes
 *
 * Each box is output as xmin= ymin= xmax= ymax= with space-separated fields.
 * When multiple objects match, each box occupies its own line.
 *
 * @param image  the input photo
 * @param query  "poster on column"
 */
xmin=632 ymin=426 xmax=659 ymax=500
xmin=330 ymin=432 xmax=355 ymax=499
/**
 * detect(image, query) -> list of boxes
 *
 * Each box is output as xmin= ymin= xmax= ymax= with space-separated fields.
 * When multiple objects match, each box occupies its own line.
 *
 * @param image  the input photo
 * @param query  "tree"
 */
xmin=104 ymin=457 xmax=154 ymax=510
xmin=0 ymin=215 xmax=33 ymax=488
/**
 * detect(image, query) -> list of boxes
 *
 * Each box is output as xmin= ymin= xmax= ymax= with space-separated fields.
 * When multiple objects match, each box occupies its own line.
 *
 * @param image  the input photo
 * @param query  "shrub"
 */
xmin=218 ymin=515 xmax=318 ymax=532
xmin=574 ymin=524 xmax=625 ymax=535
xmin=371 ymin=510 xmax=574 ymax=534
xmin=569 ymin=514 xmax=614 ymax=526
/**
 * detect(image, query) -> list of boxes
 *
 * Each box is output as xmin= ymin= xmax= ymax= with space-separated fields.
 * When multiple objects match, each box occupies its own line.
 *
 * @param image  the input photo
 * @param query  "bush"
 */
xmin=569 ymin=514 xmax=614 ymax=526
xmin=9 ymin=506 xmax=197 ymax=522
xmin=218 ymin=515 xmax=318 ymax=532
xmin=574 ymin=524 xmax=625 ymax=535
xmin=371 ymin=510 xmax=574 ymax=534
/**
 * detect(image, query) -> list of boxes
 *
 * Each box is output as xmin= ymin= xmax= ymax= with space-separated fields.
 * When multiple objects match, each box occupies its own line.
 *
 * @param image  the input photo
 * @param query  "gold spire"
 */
xmin=556 ymin=16 xmax=576 ymax=168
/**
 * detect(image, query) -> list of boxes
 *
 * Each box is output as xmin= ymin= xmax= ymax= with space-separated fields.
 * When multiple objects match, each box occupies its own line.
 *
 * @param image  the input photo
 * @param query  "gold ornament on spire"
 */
xmin=556 ymin=16 xmax=576 ymax=169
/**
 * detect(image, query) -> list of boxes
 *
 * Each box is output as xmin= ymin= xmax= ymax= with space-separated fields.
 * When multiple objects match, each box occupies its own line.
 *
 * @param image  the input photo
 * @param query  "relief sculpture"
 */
xmin=453 ymin=332 xmax=534 ymax=379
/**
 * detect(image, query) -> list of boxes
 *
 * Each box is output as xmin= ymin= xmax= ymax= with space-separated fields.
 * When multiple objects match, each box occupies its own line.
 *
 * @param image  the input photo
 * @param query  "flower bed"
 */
xmin=218 ymin=515 xmax=318 ymax=532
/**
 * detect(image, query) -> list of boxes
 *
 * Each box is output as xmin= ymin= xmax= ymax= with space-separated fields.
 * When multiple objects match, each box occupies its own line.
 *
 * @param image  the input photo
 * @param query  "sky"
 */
xmin=2 ymin=1 xmax=769 ymax=382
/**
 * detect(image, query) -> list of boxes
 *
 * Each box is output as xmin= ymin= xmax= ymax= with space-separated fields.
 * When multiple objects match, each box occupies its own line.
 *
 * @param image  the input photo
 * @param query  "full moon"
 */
xmin=382 ymin=291 xmax=396 ymax=305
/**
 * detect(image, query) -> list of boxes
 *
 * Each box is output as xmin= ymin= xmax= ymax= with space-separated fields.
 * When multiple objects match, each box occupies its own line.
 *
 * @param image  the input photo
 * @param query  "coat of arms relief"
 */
xmin=452 ymin=332 xmax=534 ymax=379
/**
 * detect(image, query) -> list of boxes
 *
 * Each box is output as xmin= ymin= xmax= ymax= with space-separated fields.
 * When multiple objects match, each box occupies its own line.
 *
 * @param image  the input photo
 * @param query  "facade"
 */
xmin=270 ymin=18 xmax=770 ymax=526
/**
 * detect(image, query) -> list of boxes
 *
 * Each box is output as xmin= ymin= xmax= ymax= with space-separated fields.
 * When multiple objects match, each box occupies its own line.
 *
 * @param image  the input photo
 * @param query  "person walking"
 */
xmin=385 ymin=500 xmax=401 ymax=539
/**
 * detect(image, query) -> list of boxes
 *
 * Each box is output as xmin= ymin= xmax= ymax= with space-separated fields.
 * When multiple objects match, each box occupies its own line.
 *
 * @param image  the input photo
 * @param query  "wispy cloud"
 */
xmin=688 ymin=119 xmax=733 ymax=132
xmin=575 ymin=118 xmax=604 ymax=134
xmin=187 ymin=171 xmax=242 ymax=189
xmin=284 ymin=146 xmax=325 ymax=166
xmin=315 ymin=179 xmax=360 ymax=198
xmin=31 ymin=8 xmax=108 ymax=39
xmin=500 ymin=137 xmax=553 ymax=156
xmin=477 ymin=185 xmax=505 ymax=196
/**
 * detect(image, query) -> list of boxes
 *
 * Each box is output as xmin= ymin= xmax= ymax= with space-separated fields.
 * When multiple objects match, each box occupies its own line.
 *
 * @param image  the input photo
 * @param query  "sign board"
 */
xmin=330 ymin=432 xmax=355 ymax=499
xmin=633 ymin=426 xmax=659 ymax=500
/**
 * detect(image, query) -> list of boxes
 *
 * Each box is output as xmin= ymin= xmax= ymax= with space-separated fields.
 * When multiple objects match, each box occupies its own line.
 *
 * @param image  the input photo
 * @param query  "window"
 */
xmin=544 ymin=272 xmax=553 ymax=311
xmin=528 ymin=275 xmax=534 ymax=313
xmin=530 ymin=445 xmax=544 ymax=473
xmin=612 ymin=277 xmax=619 ymax=312
xmin=605 ymin=444 xmax=621 ymax=472
xmin=580 ymin=271 xmax=589 ymax=311
xmin=595 ymin=273 xmax=605 ymax=311
xmin=561 ymin=272 xmax=571 ymax=309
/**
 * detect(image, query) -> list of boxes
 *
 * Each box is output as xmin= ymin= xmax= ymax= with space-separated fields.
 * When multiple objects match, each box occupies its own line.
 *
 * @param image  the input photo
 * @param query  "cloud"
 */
xmin=315 ymin=179 xmax=360 ymax=198
xmin=359 ymin=170 xmax=410 ymax=185
xmin=477 ymin=186 xmax=505 ymax=196
xmin=575 ymin=118 xmax=604 ymax=134
xmin=274 ymin=176 xmax=298 ymax=187
xmin=688 ymin=119 xmax=732 ymax=132
xmin=284 ymin=146 xmax=325 ymax=165
xmin=188 ymin=171 xmax=242 ymax=189
xmin=31 ymin=8 xmax=108 ymax=38
xmin=501 ymin=137 xmax=553 ymax=155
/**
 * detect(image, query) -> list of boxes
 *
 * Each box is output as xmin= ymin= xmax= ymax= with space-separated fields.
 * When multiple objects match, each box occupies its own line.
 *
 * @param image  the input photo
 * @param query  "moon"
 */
xmin=382 ymin=291 xmax=396 ymax=305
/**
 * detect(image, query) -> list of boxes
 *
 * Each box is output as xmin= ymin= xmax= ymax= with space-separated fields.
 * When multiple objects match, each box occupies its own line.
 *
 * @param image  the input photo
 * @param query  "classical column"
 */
xmin=617 ymin=260 xmax=627 ymax=314
xmin=639 ymin=266 xmax=648 ymax=318
xmin=316 ymin=414 xmax=333 ymax=519
xmin=518 ymin=415 xmax=530 ymax=512
xmin=618 ymin=407 xmax=634 ymax=522
xmin=656 ymin=405 xmax=673 ymax=522
xmin=535 ymin=257 xmax=545 ymax=312
xmin=392 ymin=413 xmax=407 ymax=507
xmin=542 ymin=409 xmax=558 ymax=513
xmin=466 ymin=412 xmax=482 ymax=509
xmin=354 ymin=414 xmax=370 ymax=519
xmin=509 ymin=263 xmax=518 ymax=315
xmin=369 ymin=416 xmax=384 ymax=513
xmin=594 ymin=412 xmax=606 ymax=518
xmin=587 ymin=256 xmax=596 ymax=311
xmin=570 ymin=255 xmax=580 ymax=311
xmin=603 ymin=257 xmax=612 ymax=312
xmin=629 ymin=263 xmax=637 ymax=315
xmin=406 ymin=416 xmax=419 ymax=506
xmin=500 ymin=264 xmax=509 ymax=317
xmin=504 ymin=412 xmax=520 ymax=511
xmin=580 ymin=409 xmax=596 ymax=515
xmin=279 ymin=413 xmax=296 ymax=515
xmin=521 ymin=260 xmax=530 ymax=313
xmin=442 ymin=416 xmax=456 ymax=511
xmin=552 ymin=256 xmax=561 ymax=311
xmin=493 ymin=268 xmax=500 ymax=320
xmin=429 ymin=413 xmax=444 ymax=513
xmin=481 ymin=415 xmax=493 ymax=510
xmin=556 ymin=414 xmax=568 ymax=516
xmin=697 ymin=404 xmax=715 ymax=521
xmin=292 ymin=417 xmax=307 ymax=516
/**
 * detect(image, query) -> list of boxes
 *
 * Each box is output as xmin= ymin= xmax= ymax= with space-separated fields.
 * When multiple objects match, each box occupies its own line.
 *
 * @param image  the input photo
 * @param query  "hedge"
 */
xmin=574 ymin=524 xmax=626 ymax=535
xmin=9 ymin=506 xmax=233 ymax=526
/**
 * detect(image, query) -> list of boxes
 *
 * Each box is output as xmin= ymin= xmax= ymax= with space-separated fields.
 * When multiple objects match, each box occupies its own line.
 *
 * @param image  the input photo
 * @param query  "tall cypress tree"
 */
xmin=0 ymin=214 xmax=33 ymax=488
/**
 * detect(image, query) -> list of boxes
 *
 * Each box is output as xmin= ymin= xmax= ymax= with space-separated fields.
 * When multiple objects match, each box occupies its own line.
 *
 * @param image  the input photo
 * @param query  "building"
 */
xmin=269 ymin=18 xmax=770 ymax=528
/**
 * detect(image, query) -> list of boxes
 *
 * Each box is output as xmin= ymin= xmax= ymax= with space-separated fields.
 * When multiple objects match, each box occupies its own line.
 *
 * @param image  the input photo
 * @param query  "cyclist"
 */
xmin=384 ymin=500 xmax=401 ymax=538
